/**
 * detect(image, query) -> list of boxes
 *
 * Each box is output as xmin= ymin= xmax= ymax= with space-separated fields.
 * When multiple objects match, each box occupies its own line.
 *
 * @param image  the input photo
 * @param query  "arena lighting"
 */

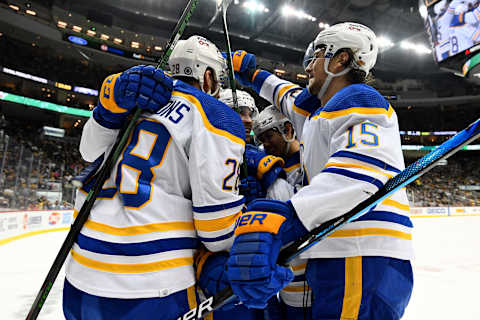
xmin=318 ymin=22 xmax=330 ymax=29
xmin=72 ymin=25 xmax=82 ymax=33
xmin=131 ymin=41 xmax=140 ymax=48
xmin=8 ymin=4 xmax=19 ymax=11
xmin=113 ymin=38 xmax=123 ymax=44
xmin=100 ymin=34 xmax=109 ymax=40
xmin=296 ymin=73 xmax=308 ymax=79
xmin=242 ymin=1 xmax=269 ymax=13
xmin=400 ymin=41 xmax=431 ymax=54
xmin=0 ymin=91 xmax=91 ymax=117
xmin=86 ymin=30 xmax=96 ymax=37
xmin=26 ymin=9 xmax=36 ymax=16
xmin=154 ymin=45 xmax=162 ymax=51
xmin=57 ymin=21 xmax=67 ymax=28
xmin=281 ymin=5 xmax=316 ymax=21
xmin=274 ymin=68 xmax=286 ymax=74
xmin=377 ymin=36 xmax=394 ymax=49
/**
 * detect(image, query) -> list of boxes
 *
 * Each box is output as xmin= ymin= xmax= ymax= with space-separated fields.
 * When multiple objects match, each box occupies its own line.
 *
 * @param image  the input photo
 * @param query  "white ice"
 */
xmin=1 ymin=216 xmax=480 ymax=319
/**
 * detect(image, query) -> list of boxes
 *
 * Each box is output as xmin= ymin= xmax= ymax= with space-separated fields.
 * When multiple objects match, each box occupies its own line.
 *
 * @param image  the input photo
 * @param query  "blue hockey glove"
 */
xmin=196 ymin=250 xmax=238 ymax=311
xmin=93 ymin=65 xmax=173 ymax=129
xmin=222 ymin=50 xmax=258 ymax=87
xmin=244 ymin=145 xmax=285 ymax=191
xmin=226 ymin=199 xmax=308 ymax=308
xmin=239 ymin=176 xmax=266 ymax=205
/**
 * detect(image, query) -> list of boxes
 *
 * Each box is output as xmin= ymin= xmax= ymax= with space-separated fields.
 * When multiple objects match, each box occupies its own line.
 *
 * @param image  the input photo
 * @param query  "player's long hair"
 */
xmin=335 ymin=48 xmax=375 ymax=85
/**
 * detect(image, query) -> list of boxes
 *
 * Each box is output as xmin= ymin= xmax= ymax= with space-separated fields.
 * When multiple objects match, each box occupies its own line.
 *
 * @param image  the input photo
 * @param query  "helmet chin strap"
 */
xmin=316 ymin=57 xmax=351 ymax=100
xmin=281 ymin=130 xmax=296 ymax=155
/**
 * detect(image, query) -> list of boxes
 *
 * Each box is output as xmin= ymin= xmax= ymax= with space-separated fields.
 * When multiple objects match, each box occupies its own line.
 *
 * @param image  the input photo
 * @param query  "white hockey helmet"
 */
xmin=303 ymin=22 xmax=378 ymax=99
xmin=168 ymin=35 xmax=227 ymax=96
xmin=253 ymin=106 xmax=295 ymax=151
xmin=218 ymin=88 xmax=259 ymax=118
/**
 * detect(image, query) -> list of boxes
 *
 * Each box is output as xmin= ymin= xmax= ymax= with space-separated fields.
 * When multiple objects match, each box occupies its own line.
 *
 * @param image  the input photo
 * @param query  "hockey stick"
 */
xmin=25 ymin=1 xmax=198 ymax=319
xmin=177 ymin=117 xmax=480 ymax=319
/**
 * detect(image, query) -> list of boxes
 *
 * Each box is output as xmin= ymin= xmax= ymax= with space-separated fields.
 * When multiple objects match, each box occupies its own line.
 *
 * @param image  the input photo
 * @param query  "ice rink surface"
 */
xmin=1 ymin=216 xmax=480 ymax=320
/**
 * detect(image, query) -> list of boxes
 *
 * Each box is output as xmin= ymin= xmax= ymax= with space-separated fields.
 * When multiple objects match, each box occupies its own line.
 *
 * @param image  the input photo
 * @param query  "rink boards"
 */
xmin=0 ymin=210 xmax=73 ymax=245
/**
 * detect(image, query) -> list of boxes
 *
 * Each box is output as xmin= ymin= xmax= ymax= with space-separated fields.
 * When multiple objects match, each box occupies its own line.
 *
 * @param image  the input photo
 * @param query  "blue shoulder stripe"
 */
xmin=193 ymin=198 xmax=245 ymax=213
xmin=321 ymin=83 xmax=389 ymax=113
xmin=173 ymin=81 xmax=245 ymax=142
xmin=77 ymin=233 xmax=199 ymax=256
xmin=252 ymin=70 xmax=272 ymax=93
xmin=354 ymin=210 xmax=413 ymax=228
xmin=322 ymin=167 xmax=384 ymax=189
xmin=331 ymin=150 xmax=401 ymax=173
xmin=198 ymin=231 xmax=234 ymax=242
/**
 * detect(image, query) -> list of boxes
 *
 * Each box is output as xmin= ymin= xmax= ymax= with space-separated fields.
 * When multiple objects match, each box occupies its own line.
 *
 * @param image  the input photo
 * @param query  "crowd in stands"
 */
xmin=406 ymin=154 xmax=480 ymax=207
xmin=0 ymin=116 xmax=85 ymax=210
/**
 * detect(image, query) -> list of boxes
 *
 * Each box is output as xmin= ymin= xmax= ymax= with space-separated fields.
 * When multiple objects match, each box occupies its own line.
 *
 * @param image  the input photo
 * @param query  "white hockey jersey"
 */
xmin=251 ymin=71 xmax=413 ymax=262
xmin=435 ymin=9 xmax=454 ymax=60
xmin=449 ymin=7 xmax=480 ymax=55
xmin=66 ymin=80 xmax=245 ymax=299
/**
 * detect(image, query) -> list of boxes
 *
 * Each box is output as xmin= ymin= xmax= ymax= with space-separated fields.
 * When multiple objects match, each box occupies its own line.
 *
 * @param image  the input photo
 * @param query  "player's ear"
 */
xmin=334 ymin=51 xmax=350 ymax=72
xmin=203 ymin=70 xmax=213 ymax=93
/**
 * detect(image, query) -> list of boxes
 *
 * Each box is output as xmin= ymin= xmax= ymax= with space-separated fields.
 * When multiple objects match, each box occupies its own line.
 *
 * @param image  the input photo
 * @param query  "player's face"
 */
xmin=305 ymin=48 xmax=328 ymax=95
xmin=257 ymin=128 xmax=286 ymax=157
xmin=240 ymin=106 xmax=254 ymax=138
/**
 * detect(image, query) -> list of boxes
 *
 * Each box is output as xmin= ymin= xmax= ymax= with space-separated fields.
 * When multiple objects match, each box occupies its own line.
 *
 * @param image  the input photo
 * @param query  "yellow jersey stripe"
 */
xmin=172 ymin=91 xmax=245 ymax=147
xmin=313 ymin=105 xmax=394 ymax=120
xmin=276 ymin=84 xmax=298 ymax=105
xmin=70 ymin=249 xmax=193 ymax=273
xmin=292 ymin=103 xmax=310 ymax=117
xmin=381 ymin=198 xmax=410 ymax=212
xmin=329 ymin=228 xmax=412 ymax=240
xmin=284 ymin=163 xmax=301 ymax=173
xmin=324 ymin=162 xmax=394 ymax=179
xmin=74 ymin=209 xmax=194 ymax=235
xmin=194 ymin=211 xmax=240 ymax=232
xmin=340 ymin=256 xmax=362 ymax=319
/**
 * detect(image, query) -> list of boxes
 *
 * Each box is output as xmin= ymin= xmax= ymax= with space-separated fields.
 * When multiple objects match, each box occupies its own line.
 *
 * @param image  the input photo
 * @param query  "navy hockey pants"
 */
xmin=276 ymin=256 xmax=413 ymax=320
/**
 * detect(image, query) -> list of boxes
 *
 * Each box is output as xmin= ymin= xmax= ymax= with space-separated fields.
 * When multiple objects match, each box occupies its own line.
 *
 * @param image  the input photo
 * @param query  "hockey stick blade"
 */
xmin=177 ymin=117 xmax=480 ymax=320
xmin=25 ymin=1 xmax=198 ymax=319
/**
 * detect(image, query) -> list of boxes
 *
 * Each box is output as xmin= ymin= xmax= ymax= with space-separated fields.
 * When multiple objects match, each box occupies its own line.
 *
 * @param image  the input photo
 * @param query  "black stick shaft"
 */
xmin=26 ymin=1 xmax=199 ymax=319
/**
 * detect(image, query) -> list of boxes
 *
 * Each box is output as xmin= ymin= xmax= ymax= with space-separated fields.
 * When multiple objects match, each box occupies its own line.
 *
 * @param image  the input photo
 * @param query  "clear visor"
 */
xmin=303 ymin=41 xmax=315 ymax=71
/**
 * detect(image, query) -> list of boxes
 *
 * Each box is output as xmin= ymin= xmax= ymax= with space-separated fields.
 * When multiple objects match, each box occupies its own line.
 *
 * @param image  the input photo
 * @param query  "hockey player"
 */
xmin=63 ymin=35 xmax=246 ymax=320
xmin=251 ymin=106 xmax=310 ymax=314
xmin=433 ymin=0 xmax=453 ymax=61
xmin=224 ymin=22 xmax=414 ymax=320
xmin=219 ymin=88 xmax=258 ymax=144
xmin=449 ymin=0 xmax=480 ymax=55
xmin=253 ymin=106 xmax=302 ymax=188
xmin=219 ymin=89 xmax=293 ymax=203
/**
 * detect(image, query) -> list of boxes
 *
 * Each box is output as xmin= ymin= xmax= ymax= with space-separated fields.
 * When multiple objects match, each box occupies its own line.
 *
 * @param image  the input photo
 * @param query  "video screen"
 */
xmin=424 ymin=0 xmax=480 ymax=62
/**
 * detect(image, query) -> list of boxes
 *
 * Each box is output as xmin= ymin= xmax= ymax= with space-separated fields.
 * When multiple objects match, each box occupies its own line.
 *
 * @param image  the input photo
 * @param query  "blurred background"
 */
xmin=0 ymin=0 xmax=479 ymax=210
